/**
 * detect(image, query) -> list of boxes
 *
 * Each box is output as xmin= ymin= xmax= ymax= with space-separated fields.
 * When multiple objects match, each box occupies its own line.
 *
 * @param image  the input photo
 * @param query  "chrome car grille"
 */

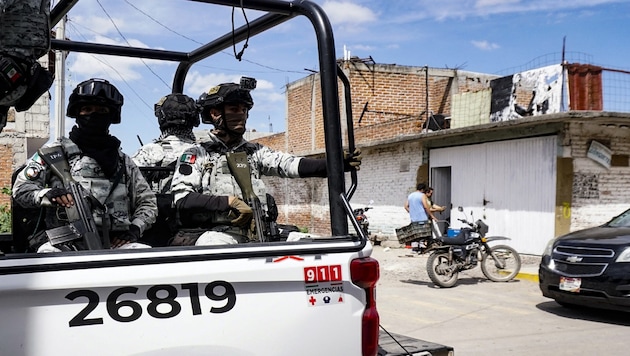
xmin=555 ymin=245 xmax=614 ymax=257
xmin=552 ymin=245 xmax=615 ymax=277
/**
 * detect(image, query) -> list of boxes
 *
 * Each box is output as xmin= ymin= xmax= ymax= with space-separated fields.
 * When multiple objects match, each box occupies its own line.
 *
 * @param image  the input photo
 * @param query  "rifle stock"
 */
xmin=38 ymin=146 xmax=105 ymax=250
xmin=226 ymin=152 xmax=266 ymax=242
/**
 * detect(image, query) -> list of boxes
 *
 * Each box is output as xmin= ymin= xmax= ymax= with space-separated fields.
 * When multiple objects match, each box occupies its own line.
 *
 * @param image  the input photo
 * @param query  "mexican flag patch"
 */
xmin=180 ymin=153 xmax=196 ymax=164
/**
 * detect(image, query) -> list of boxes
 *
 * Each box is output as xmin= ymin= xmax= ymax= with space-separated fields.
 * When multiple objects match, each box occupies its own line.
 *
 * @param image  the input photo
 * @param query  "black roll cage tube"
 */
xmin=49 ymin=0 xmax=362 ymax=238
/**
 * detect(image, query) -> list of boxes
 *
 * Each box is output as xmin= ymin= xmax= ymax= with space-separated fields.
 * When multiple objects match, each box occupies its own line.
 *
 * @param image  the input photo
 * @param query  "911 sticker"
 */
xmin=65 ymin=281 xmax=235 ymax=327
xmin=304 ymin=265 xmax=345 ymax=307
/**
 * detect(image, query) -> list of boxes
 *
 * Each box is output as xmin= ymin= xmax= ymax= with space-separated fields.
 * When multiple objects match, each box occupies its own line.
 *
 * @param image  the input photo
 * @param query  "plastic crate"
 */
xmin=395 ymin=222 xmax=432 ymax=244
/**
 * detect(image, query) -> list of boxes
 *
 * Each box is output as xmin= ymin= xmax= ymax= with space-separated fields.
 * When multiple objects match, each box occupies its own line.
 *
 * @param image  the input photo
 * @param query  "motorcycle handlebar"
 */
xmin=458 ymin=218 xmax=474 ymax=226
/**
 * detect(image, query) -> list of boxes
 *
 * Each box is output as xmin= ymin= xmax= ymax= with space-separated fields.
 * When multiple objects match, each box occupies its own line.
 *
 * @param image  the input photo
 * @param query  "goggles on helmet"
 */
xmin=74 ymin=78 xmax=123 ymax=106
xmin=67 ymin=78 xmax=123 ymax=123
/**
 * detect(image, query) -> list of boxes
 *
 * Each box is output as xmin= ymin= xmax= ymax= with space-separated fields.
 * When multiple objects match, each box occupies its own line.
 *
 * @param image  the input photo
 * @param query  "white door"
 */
xmin=429 ymin=136 xmax=557 ymax=255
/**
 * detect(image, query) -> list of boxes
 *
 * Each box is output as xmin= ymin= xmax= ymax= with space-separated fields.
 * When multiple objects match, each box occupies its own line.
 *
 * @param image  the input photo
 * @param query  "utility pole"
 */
xmin=54 ymin=15 xmax=67 ymax=140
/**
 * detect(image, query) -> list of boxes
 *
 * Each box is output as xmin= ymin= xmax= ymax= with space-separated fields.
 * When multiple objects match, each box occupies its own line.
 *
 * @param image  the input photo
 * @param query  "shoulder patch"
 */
xmin=178 ymin=164 xmax=193 ymax=175
xmin=23 ymin=165 xmax=42 ymax=180
xmin=180 ymin=153 xmax=196 ymax=164
xmin=31 ymin=152 xmax=45 ymax=166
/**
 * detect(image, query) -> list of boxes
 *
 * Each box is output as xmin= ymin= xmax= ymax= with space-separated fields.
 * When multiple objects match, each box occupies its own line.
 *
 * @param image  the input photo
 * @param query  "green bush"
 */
xmin=0 ymin=187 xmax=11 ymax=233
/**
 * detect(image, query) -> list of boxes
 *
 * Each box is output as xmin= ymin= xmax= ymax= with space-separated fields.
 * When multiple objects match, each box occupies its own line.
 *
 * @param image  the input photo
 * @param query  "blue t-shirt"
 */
xmin=408 ymin=191 xmax=428 ymax=222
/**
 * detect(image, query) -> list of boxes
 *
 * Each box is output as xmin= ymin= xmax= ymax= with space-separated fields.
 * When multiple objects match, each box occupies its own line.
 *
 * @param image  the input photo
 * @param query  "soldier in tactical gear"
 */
xmin=12 ymin=78 xmax=157 ymax=252
xmin=0 ymin=0 xmax=54 ymax=133
xmin=170 ymin=77 xmax=361 ymax=246
xmin=132 ymin=93 xmax=200 ymax=193
xmin=132 ymin=93 xmax=200 ymax=247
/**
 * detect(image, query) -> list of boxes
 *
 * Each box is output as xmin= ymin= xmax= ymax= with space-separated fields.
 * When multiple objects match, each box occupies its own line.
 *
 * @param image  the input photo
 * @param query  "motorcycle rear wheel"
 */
xmin=427 ymin=251 xmax=459 ymax=288
xmin=480 ymin=245 xmax=521 ymax=282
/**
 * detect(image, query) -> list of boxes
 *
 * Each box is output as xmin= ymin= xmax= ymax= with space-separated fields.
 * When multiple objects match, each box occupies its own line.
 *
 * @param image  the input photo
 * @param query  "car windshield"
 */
xmin=605 ymin=209 xmax=630 ymax=227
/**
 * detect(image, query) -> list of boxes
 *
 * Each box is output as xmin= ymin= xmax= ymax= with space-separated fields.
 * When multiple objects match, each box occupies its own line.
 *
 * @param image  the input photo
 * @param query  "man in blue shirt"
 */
xmin=405 ymin=183 xmax=436 ymax=223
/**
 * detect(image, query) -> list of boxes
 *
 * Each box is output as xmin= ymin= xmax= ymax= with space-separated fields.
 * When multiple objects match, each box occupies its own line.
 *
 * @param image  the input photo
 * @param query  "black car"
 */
xmin=539 ymin=208 xmax=630 ymax=312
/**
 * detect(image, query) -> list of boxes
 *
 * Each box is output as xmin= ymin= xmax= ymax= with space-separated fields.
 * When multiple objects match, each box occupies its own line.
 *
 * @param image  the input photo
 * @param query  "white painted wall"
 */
xmin=429 ymin=136 xmax=557 ymax=255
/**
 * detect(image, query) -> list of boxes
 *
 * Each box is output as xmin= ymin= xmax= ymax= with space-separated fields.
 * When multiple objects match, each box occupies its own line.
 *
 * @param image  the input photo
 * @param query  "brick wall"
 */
xmin=251 ymin=132 xmax=287 ymax=153
xmin=0 ymin=144 xmax=14 ymax=206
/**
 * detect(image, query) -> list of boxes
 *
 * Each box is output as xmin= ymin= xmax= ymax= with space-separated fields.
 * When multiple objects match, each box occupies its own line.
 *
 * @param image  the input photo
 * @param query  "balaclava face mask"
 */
xmin=76 ymin=113 xmax=113 ymax=136
xmin=70 ymin=111 xmax=121 ymax=177
xmin=224 ymin=111 xmax=247 ymax=135
xmin=212 ymin=105 xmax=248 ymax=146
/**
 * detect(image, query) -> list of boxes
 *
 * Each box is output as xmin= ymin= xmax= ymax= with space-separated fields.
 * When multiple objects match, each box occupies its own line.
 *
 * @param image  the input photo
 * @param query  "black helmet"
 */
xmin=198 ymin=77 xmax=255 ymax=124
xmin=67 ymin=78 xmax=123 ymax=123
xmin=154 ymin=93 xmax=200 ymax=130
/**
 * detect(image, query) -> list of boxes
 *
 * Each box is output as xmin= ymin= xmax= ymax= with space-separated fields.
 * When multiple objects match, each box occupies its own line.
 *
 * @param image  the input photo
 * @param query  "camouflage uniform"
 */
xmin=133 ymin=93 xmax=199 ymax=194
xmin=132 ymin=134 xmax=196 ymax=193
xmin=171 ymin=132 xmax=302 ymax=226
xmin=0 ymin=0 xmax=50 ymax=61
xmin=13 ymin=137 xmax=158 ymax=250
xmin=0 ymin=0 xmax=52 ymax=131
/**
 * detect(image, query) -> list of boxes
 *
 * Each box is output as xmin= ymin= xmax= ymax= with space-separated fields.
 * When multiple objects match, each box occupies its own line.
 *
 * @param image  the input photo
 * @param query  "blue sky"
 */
xmin=52 ymin=0 xmax=630 ymax=153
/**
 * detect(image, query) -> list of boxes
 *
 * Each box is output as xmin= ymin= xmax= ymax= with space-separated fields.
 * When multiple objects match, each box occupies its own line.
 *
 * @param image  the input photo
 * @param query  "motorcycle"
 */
xmin=353 ymin=200 xmax=373 ymax=237
xmin=426 ymin=207 xmax=521 ymax=288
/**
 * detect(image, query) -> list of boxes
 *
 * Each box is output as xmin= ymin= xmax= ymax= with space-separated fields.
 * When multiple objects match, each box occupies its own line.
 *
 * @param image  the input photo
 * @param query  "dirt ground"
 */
xmin=371 ymin=244 xmax=541 ymax=285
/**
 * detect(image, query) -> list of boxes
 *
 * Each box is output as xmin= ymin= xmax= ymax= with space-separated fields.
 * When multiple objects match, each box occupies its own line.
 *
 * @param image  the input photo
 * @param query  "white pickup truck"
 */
xmin=0 ymin=1 xmax=453 ymax=355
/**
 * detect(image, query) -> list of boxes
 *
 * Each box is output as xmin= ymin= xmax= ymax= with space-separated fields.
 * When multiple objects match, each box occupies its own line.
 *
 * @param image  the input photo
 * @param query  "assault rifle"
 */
xmin=226 ymin=151 xmax=267 ymax=242
xmin=38 ymin=146 xmax=106 ymax=250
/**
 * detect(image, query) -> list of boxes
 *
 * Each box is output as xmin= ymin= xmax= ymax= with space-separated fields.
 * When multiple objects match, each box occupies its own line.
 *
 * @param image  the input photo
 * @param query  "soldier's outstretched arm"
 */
xmin=254 ymin=143 xmax=361 ymax=178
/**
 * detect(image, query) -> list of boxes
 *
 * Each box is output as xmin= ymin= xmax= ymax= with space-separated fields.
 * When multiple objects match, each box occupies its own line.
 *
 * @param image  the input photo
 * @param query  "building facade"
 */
xmin=255 ymin=60 xmax=630 ymax=255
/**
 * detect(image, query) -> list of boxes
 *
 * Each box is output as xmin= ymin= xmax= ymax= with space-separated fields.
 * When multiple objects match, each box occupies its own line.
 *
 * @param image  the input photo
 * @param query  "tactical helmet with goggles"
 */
xmin=67 ymin=78 xmax=123 ymax=123
xmin=154 ymin=93 xmax=200 ymax=130
xmin=198 ymin=77 xmax=256 ymax=124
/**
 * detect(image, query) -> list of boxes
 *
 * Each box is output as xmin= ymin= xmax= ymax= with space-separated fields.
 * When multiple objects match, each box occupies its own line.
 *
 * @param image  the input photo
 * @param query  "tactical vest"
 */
xmin=203 ymin=151 xmax=267 ymax=202
xmin=63 ymin=141 xmax=131 ymax=232
xmin=189 ymin=142 xmax=268 ymax=227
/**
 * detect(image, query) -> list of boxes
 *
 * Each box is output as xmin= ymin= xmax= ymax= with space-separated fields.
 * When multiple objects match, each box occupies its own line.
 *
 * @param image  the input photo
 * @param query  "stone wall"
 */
xmin=568 ymin=121 xmax=630 ymax=230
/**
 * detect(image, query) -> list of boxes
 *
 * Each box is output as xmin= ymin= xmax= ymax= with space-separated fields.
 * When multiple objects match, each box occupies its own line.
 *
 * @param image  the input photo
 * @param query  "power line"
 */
xmin=65 ymin=22 xmax=153 ymax=114
xmin=122 ymin=0 xmax=308 ymax=75
xmin=95 ymin=0 xmax=170 ymax=90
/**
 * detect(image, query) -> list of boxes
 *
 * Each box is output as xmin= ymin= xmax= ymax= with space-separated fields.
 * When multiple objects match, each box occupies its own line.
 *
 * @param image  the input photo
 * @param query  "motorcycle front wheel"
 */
xmin=427 ymin=251 xmax=459 ymax=288
xmin=480 ymin=245 xmax=521 ymax=282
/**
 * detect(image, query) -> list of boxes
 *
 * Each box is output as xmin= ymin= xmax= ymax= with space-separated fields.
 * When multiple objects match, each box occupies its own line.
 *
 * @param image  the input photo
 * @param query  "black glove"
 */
xmin=119 ymin=225 xmax=141 ymax=243
xmin=229 ymin=198 xmax=253 ymax=228
xmin=343 ymin=148 xmax=362 ymax=171
xmin=44 ymin=187 xmax=70 ymax=204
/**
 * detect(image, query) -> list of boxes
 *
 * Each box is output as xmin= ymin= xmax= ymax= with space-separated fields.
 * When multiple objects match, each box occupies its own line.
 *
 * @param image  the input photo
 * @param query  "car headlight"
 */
xmin=615 ymin=247 xmax=630 ymax=262
xmin=542 ymin=238 xmax=556 ymax=257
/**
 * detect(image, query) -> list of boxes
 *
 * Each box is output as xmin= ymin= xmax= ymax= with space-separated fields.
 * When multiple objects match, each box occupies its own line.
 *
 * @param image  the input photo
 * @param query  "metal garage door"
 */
xmin=429 ymin=136 xmax=557 ymax=255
